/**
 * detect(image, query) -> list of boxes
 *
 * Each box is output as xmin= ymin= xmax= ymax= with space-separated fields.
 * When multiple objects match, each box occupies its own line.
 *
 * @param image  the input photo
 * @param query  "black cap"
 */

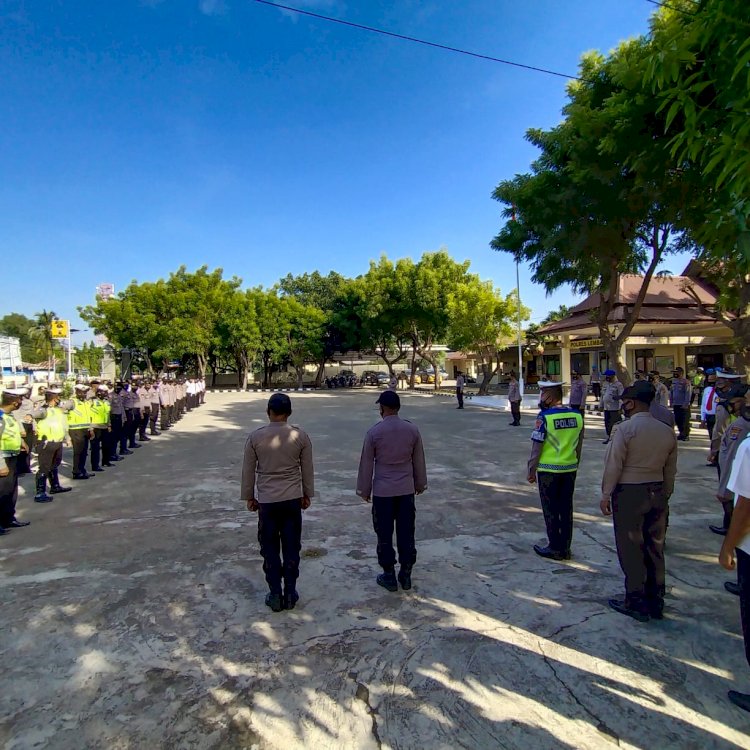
xmin=376 ymin=390 xmax=401 ymax=409
xmin=267 ymin=393 xmax=292 ymax=415
xmin=621 ymin=381 xmax=656 ymax=404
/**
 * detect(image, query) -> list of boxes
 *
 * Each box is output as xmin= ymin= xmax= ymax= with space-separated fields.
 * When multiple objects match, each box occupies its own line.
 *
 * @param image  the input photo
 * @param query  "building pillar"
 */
xmin=561 ymin=335 xmax=572 ymax=397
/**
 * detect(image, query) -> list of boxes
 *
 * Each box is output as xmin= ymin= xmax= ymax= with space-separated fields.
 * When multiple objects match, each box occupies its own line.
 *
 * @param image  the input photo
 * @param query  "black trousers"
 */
xmin=110 ymin=413 xmax=126 ymax=453
xmin=592 ymin=383 xmax=601 ymax=399
xmin=149 ymin=405 xmax=160 ymax=431
xmin=673 ymin=405 xmax=691 ymax=439
xmin=604 ymin=410 xmax=622 ymax=437
xmin=537 ymin=471 xmax=576 ymax=554
xmin=139 ymin=407 xmax=150 ymax=437
xmin=706 ymin=414 xmax=716 ymax=443
xmin=17 ymin=423 xmax=34 ymax=473
xmin=510 ymin=400 xmax=521 ymax=425
xmin=372 ymin=494 xmax=417 ymax=571
xmin=258 ymin=498 xmax=303 ymax=593
xmin=69 ymin=429 xmax=90 ymax=477
xmin=36 ymin=440 xmax=63 ymax=475
xmin=90 ymin=428 xmax=111 ymax=469
xmin=456 ymin=388 xmax=464 ymax=408
xmin=0 ymin=455 xmax=19 ymax=527
xmin=738 ymin=549 xmax=750 ymax=668
xmin=612 ymin=482 xmax=668 ymax=611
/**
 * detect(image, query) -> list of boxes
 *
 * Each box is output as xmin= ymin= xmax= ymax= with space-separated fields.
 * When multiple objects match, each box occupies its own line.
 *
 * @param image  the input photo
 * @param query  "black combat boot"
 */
xmin=709 ymin=500 xmax=734 ymax=535
xmin=265 ymin=589 xmax=284 ymax=612
xmin=377 ymin=569 xmax=398 ymax=592
xmin=34 ymin=473 xmax=53 ymax=503
xmin=49 ymin=469 xmax=72 ymax=493
xmin=398 ymin=567 xmax=412 ymax=590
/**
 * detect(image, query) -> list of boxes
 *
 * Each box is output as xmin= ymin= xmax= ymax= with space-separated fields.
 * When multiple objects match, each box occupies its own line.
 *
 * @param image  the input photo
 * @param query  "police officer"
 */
xmin=709 ymin=370 xmax=744 ymax=471
xmin=568 ymin=371 xmax=587 ymax=415
xmin=67 ymin=384 xmax=95 ymax=480
xmin=711 ymin=384 xmax=750 ymax=537
xmin=600 ymin=381 xmax=678 ymax=621
xmin=507 ymin=371 xmax=522 ymax=426
xmin=241 ymin=394 xmax=315 ymax=612
xmin=110 ymin=382 xmax=129 ymax=458
xmin=527 ymin=381 xmax=584 ymax=561
xmin=136 ymin=380 xmax=152 ymax=442
xmin=159 ymin=378 xmax=171 ymax=432
xmin=700 ymin=369 xmax=719 ymax=451
xmin=15 ymin=386 xmax=35 ymax=475
xmin=649 ymin=372 xmax=670 ymax=407
xmin=670 ymin=367 xmax=692 ymax=441
xmin=455 ymin=371 xmax=465 ymax=410
xmin=148 ymin=381 xmax=161 ymax=436
xmin=0 ymin=389 xmax=32 ymax=531
xmin=32 ymin=387 xmax=72 ymax=500
xmin=357 ymin=390 xmax=427 ymax=592
xmin=601 ymin=369 xmax=624 ymax=444
xmin=123 ymin=381 xmax=141 ymax=449
xmin=89 ymin=385 xmax=112 ymax=471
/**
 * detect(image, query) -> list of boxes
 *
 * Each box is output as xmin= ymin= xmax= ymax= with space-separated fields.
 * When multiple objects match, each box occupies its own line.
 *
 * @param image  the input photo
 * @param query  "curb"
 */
xmin=209 ymin=388 xmax=316 ymax=393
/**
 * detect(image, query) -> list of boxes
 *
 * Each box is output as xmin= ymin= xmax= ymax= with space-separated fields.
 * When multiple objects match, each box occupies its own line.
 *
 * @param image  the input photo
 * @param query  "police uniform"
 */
xmin=455 ymin=373 xmax=465 ymax=409
xmin=356 ymin=390 xmax=428 ymax=592
xmin=507 ymin=377 xmax=522 ymax=426
xmin=136 ymin=383 xmax=152 ymax=441
xmin=527 ymin=381 xmax=584 ymax=560
xmin=670 ymin=369 xmax=692 ymax=441
xmin=241 ymin=393 xmax=315 ymax=612
xmin=123 ymin=384 xmax=141 ymax=449
xmin=32 ymin=388 xmax=72 ymax=500
xmin=14 ymin=387 xmax=35 ymax=475
xmin=602 ymin=382 xmax=678 ymax=621
xmin=711 ymin=371 xmax=745 ymax=472
xmin=66 ymin=386 xmax=95 ymax=479
xmin=148 ymin=383 xmax=161 ymax=435
xmin=109 ymin=384 xmax=128 ymax=457
xmin=601 ymin=370 xmax=624 ymax=443
xmin=89 ymin=387 xmax=112 ymax=471
xmin=0 ymin=389 xmax=32 ymax=530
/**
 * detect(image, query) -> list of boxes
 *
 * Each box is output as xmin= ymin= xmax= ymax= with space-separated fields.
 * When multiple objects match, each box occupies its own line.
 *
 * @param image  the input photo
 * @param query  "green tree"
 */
xmin=283 ymin=298 xmax=327 ymax=389
xmin=357 ymin=257 xmax=412 ymax=377
xmin=447 ymin=279 xmax=527 ymax=395
xmin=492 ymin=45 xmax=689 ymax=385
xmin=251 ymin=289 xmax=292 ymax=388
xmin=28 ymin=309 xmax=63 ymax=377
xmin=215 ymin=290 xmax=261 ymax=389
xmin=0 ymin=312 xmax=37 ymax=361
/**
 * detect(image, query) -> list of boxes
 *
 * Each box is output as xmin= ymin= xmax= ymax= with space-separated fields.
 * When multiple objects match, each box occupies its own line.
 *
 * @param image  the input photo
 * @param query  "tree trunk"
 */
xmin=409 ymin=345 xmax=417 ymax=389
xmin=477 ymin=362 xmax=495 ymax=396
xmin=295 ymin=366 xmax=304 ymax=389
xmin=315 ymin=360 xmax=326 ymax=388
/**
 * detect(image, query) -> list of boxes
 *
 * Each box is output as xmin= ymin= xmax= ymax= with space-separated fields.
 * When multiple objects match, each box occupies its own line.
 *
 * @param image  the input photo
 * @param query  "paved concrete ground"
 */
xmin=1 ymin=391 xmax=749 ymax=749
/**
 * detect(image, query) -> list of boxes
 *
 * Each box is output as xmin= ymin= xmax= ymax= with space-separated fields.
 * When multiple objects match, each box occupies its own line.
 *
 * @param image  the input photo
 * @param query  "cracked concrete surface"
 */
xmin=1 ymin=390 xmax=749 ymax=749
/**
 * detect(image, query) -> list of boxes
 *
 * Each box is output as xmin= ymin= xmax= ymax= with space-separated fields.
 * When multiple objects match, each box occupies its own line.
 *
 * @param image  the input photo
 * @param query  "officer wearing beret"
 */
xmin=600 ymin=381 xmax=678 ymax=621
xmin=357 ymin=390 xmax=428 ymax=592
xmin=527 ymin=381 xmax=584 ymax=561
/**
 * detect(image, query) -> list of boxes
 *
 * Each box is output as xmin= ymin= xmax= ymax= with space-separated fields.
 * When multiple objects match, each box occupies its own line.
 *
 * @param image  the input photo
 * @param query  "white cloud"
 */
xmin=199 ymin=0 xmax=227 ymax=16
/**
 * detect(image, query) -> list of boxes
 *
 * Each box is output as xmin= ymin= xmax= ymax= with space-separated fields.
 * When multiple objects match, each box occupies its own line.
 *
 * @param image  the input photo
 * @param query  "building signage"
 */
xmin=570 ymin=338 xmax=602 ymax=350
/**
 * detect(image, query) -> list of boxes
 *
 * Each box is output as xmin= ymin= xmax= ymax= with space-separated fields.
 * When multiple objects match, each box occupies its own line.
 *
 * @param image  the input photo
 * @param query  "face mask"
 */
xmin=622 ymin=400 xmax=635 ymax=418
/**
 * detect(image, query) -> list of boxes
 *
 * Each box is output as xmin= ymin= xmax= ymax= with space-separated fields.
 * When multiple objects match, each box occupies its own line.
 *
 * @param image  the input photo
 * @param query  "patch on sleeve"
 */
xmin=531 ymin=417 xmax=546 ymax=442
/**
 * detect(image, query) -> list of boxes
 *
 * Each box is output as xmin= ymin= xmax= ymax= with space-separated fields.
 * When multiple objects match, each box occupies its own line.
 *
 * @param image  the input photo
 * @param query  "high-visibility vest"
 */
xmin=535 ymin=407 xmax=584 ymax=473
xmin=36 ymin=406 xmax=68 ymax=441
xmin=67 ymin=399 xmax=92 ymax=429
xmin=0 ymin=414 xmax=23 ymax=454
xmin=89 ymin=398 xmax=110 ymax=427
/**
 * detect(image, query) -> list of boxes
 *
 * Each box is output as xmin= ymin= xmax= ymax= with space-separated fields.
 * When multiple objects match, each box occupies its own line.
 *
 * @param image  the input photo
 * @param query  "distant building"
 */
xmin=0 ymin=335 xmax=23 ymax=374
xmin=95 ymin=283 xmax=115 ymax=346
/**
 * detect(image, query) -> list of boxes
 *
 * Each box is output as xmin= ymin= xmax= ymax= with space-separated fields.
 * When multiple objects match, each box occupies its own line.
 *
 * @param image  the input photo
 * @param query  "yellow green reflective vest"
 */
xmin=67 ymin=399 xmax=92 ymax=429
xmin=532 ymin=407 xmax=584 ymax=473
xmin=89 ymin=398 xmax=110 ymax=426
xmin=36 ymin=406 xmax=68 ymax=442
xmin=0 ymin=414 xmax=23 ymax=454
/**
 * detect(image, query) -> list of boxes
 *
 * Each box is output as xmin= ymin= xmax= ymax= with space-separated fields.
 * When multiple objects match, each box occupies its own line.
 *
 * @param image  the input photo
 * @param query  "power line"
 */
xmin=251 ymin=0 xmax=581 ymax=81
xmin=644 ymin=0 xmax=697 ymax=15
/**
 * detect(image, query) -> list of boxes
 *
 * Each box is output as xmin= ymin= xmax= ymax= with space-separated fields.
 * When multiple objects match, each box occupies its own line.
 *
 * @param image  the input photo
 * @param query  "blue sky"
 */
xmin=1 ymin=0 xmax=682 ymax=345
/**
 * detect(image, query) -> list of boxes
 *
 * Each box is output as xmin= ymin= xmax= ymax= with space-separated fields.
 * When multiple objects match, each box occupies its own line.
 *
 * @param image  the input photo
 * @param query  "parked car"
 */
xmin=376 ymin=372 xmax=390 ymax=385
xmin=362 ymin=370 xmax=380 ymax=385
xmin=464 ymin=374 xmax=477 ymax=384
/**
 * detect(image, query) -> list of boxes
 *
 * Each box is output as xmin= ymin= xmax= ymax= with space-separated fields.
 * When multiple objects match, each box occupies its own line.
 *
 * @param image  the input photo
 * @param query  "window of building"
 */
xmin=543 ymin=355 xmax=561 ymax=376
xmin=635 ymin=349 xmax=655 ymax=373
xmin=571 ymin=353 xmax=591 ymax=375
xmin=654 ymin=355 xmax=674 ymax=373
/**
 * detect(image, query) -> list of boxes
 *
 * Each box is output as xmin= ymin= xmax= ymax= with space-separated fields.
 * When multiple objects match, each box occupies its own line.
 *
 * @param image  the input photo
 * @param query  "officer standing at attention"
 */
xmin=718 ymin=433 xmax=750 ymax=713
xmin=67 ymin=384 xmax=95 ymax=480
xmin=601 ymin=369 xmax=624 ymax=444
xmin=700 ymin=369 xmax=719 ymax=448
xmin=507 ymin=371 xmax=522 ymax=426
xmin=0 ymin=389 xmax=32 ymax=532
xmin=241 ymin=393 xmax=315 ymax=613
xmin=136 ymin=380 xmax=152 ymax=442
xmin=31 ymin=387 xmax=72 ymax=501
xmin=15 ymin=386 xmax=35 ymax=475
xmin=670 ymin=366 xmax=692 ymax=441
xmin=711 ymin=385 xmax=750 ymax=537
xmin=568 ymin=371 xmax=587 ymax=416
xmin=357 ymin=390 xmax=428 ymax=592
xmin=527 ymin=381 xmax=584 ymax=561
xmin=455 ymin=371 xmax=465 ymax=410
xmin=148 ymin=381 xmax=161 ymax=436
xmin=600 ymin=381 xmax=677 ymax=622
xmin=109 ymin=382 xmax=128 ymax=458
xmin=709 ymin=370 xmax=744 ymax=471
xmin=89 ymin=385 xmax=112 ymax=472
